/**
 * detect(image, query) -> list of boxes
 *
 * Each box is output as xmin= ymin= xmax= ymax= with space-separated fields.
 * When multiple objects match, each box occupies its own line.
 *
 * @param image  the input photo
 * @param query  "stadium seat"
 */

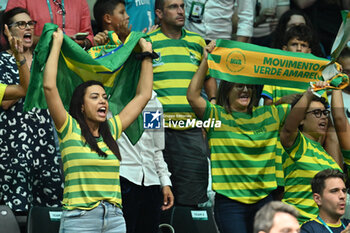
xmin=0 ymin=205 xmax=21 ymax=233
xmin=159 ymin=223 xmax=175 ymax=233
xmin=160 ymin=206 xmax=219 ymax=233
xmin=27 ymin=206 xmax=62 ymax=233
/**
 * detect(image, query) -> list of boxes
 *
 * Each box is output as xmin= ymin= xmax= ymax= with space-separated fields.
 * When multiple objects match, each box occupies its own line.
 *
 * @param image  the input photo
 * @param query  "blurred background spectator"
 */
xmin=251 ymin=0 xmax=289 ymax=47
xmin=291 ymin=0 xmax=350 ymax=57
xmin=6 ymin=0 xmax=94 ymax=49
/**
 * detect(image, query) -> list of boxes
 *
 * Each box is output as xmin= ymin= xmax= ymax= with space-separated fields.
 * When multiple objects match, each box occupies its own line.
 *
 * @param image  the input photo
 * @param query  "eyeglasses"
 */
xmin=9 ymin=20 xmax=37 ymax=30
xmin=306 ymin=109 xmax=330 ymax=118
xmin=233 ymin=84 xmax=254 ymax=91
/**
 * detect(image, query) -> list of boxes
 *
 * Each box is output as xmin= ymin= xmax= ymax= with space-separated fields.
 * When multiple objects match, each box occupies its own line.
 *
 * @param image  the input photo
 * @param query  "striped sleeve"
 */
xmin=203 ymin=100 xmax=220 ymax=134
xmin=275 ymin=104 xmax=291 ymax=125
xmin=261 ymin=85 xmax=273 ymax=100
xmin=56 ymin=112 xmax=72 ymax=142
xmin=108 ymin=115 xmax=122 ymax=139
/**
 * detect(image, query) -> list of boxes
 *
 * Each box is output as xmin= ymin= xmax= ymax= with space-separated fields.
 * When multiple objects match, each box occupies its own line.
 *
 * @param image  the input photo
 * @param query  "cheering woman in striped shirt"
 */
xmin=43 ymin=28 xmax=153 ymax=233
xmin=187 ymin=41 xmax=290 ymax=233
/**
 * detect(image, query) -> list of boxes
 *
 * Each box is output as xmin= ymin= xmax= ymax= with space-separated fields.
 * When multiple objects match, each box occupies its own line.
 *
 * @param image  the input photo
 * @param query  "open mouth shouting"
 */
xmin=23 ymin=32 xmax=32 ymax=44
xmin=318 ymin=121 xmax=327 ymax=130
xmin=97 ymin=106 xmax=107 ymax=118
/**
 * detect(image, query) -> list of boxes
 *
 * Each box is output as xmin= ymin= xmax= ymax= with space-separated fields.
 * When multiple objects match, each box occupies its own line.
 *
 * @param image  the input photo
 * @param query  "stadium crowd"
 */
xmin=1 ymin=0 xmax=350 ymax=232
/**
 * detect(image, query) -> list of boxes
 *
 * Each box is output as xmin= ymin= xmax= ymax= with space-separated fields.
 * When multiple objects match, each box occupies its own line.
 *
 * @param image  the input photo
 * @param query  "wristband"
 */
xmin=209 ymin=97 xmax=216 ymax=101
xmin=16 ymin=57 xmax=26 ymax=67
xmin=135 ymin=51 xmax=159 ymax=60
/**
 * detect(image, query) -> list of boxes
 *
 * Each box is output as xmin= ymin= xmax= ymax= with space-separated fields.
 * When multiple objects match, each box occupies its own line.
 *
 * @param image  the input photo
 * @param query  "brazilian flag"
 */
xmin=24 ymin=23 xmax=145 ymax=144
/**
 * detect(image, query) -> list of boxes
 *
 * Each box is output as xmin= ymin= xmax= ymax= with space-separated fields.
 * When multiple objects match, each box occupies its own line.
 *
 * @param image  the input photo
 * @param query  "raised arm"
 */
xmin=281 ymin=82 xmax=328 ymax=148
xmin=118 ymin=38 xmax=153 ymax=131
xmin=280 ymin=89 xmax=313 ymax=148
xmin=204 ymin=76 xmax=217 ymax=104
xmin=43 ymin=28 xmax=67 ymax=129
xmin=2 ymin=25 xmax=30 ymax=102
xmin=187 ymin=41 xmax=216 ymax=119
xmin=331 ymin=89 xmax=350 ymax=150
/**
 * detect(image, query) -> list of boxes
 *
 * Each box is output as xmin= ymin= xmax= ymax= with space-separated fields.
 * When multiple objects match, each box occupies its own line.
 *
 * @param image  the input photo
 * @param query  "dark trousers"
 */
xmin=164 ymin=128 xmax=209 ymax=205
xmin=120 ymin=177 xmax=162 ymax=233
xmin=214 ymin=193 xmax=273 ymax=233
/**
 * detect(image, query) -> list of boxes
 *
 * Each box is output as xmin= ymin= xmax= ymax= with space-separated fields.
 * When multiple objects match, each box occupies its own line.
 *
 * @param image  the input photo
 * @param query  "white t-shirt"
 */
xmin=184 ymin=0 xmax=254 ymax=40
xmin=253 ymin=0 xmax=290 ymax=38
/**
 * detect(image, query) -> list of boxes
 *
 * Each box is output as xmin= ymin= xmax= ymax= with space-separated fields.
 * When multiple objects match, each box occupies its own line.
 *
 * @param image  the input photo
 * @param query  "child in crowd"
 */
xmin=262 ymin=24 xmax=314 ymax=106
xmin=271 ymin=9 xmax=323 ymax=57
xmin=93 ymin=0 xmax=131 ymax=45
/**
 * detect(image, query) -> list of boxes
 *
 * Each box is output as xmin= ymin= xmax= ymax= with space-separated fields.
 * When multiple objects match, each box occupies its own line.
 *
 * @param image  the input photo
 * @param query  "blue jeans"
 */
xmin=59 ymin=201 xmax=126 ymax=233
xmin=214 ymin=193 xmax=273 ymax=233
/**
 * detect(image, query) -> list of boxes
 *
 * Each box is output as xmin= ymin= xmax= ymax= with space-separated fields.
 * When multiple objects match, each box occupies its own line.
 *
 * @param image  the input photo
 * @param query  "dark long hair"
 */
xmin=1 ymin=7 xmax=30 ymax=50
xmin=69 ymin=80 xmax=121 ymax=160
xmin=271 ymin=9 xmax=324 ymax=57
xmin=217 ymin=80 xmax=258 ymax=115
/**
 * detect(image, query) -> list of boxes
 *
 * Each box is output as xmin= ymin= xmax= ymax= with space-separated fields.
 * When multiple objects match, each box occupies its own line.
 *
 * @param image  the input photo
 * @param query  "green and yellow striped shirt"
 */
xmin=262 ymin=85 xmax=328 ymax=187
xmin=282 ymin=132 xmax=341 ymax=224
xmin=149 ymin=28 xmax=206 ymax=129
xmin=57 ymin=113 xmax=122 ymax=210
xmin=262 ymin=85 xmax=328 ymax=103
xmin=203 ymin=101 xmax=289 ymax=204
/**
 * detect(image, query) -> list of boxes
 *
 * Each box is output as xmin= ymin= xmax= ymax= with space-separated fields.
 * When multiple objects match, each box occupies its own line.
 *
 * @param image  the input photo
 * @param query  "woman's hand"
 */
xmin=309 ymin=80 xmax=330 ymax=93
xmin=138 ymin=38 xmax=152 ymax=53
xmin=203 ymin=40 xmax=216 ymax=60
xmin=4 ymin=24 xmax=23 ymax=56
xmin=52 ymin=28 xmax=64 ymax=47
